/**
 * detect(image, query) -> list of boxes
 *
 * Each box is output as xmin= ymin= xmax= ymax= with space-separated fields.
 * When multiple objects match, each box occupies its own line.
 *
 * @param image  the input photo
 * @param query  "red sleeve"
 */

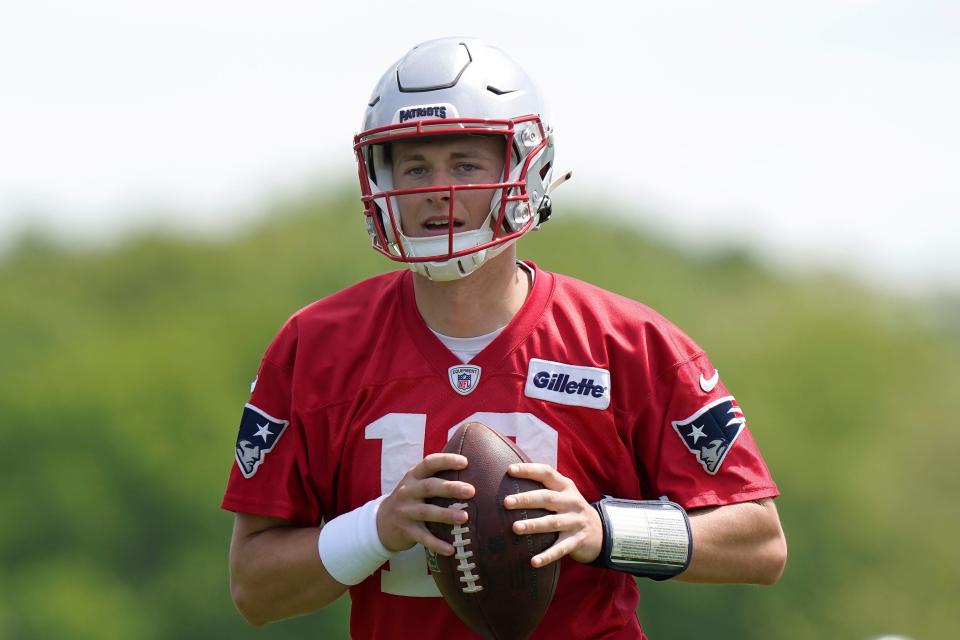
xmin=635 ymin=326 xmax=779 ymax=511
xmin=220 ymin=318 xmax=324 ymax=525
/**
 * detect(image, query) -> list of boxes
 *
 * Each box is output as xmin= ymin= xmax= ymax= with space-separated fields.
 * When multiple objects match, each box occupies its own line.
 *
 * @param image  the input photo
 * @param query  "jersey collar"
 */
xmin=398 ymin=261 xmax=554 ymax=377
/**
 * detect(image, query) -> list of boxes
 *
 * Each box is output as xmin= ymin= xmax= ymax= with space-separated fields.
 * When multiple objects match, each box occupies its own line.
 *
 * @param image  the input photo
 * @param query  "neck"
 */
xmin=412 ymin=248 xmax=530 ymax=337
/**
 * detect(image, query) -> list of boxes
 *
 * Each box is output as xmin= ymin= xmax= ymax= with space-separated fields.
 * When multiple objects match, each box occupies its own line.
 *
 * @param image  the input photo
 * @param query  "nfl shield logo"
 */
xmin=448 ymin=365 xmax=481 ymax=396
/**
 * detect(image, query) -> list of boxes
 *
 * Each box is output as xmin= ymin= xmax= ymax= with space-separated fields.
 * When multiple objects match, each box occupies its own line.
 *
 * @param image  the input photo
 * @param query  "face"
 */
xmin=237 ymin=440 xmax=261 ymax=474
xmin=699 ymin=439 xmax=727 ymax=470
xmin=390 ymin=135 xmax=506 ymax=238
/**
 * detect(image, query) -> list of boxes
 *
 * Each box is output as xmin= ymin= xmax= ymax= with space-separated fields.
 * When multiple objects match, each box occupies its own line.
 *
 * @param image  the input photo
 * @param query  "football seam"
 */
xmin=450 ymin=423 xmax=553 ymax=639
xmin=449 ymin=502 xmax=482 ymax=593
xmin=463 ymin=424 xmax=502 ymax=638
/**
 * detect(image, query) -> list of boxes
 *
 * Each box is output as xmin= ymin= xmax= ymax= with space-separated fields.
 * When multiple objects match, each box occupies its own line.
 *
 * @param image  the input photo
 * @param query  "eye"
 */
xmin=404 ymin=166 xmax=428 ymax=177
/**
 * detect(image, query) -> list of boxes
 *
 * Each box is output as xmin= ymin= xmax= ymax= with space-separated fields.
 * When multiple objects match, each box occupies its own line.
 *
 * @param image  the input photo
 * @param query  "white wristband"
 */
xmin=318 ymin=494 xmax=394 ymax=586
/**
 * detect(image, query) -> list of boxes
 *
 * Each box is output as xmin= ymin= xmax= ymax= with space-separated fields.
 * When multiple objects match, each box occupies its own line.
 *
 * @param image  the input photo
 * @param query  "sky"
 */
xmin=1 ymin=0 xmax=958 ymax=293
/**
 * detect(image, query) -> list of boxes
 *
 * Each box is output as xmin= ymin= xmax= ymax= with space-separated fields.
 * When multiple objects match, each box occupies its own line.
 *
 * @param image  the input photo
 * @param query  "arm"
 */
xmin=229 ymin=514 xmax=346 ymax=626
xmin=677 ymin=498 xmax=787 ymax=585
xmin=229 ymin=453 xmax=474 ymax=626
xmin=505 ymin=464 xmax=787 ymax=585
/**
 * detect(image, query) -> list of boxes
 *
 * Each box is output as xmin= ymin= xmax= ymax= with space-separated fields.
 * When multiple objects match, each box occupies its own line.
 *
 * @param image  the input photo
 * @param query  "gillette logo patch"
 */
xmin=524 ymin=358 xmax=611 ymax=410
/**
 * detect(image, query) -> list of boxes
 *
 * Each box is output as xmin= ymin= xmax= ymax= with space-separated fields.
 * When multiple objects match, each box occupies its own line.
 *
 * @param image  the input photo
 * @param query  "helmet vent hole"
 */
xmin=540 ymin=162 xmax=552 ymax=180
xmin=486 ymin=84 xmax=516 ymax=96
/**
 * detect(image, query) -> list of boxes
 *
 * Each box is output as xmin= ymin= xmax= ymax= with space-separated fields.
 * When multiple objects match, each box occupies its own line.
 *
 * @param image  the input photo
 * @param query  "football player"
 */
xmin=222 ymin=37 xmax=786 ymax=639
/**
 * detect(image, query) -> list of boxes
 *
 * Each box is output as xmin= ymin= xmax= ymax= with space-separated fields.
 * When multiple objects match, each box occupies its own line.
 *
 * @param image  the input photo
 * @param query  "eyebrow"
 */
xmin=394 ymin=150 xmax=487 ymax=163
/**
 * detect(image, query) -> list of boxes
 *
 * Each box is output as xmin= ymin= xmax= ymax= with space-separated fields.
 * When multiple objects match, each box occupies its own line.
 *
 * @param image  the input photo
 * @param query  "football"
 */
xmin=426 ymin=422 xmax=560 ymax=640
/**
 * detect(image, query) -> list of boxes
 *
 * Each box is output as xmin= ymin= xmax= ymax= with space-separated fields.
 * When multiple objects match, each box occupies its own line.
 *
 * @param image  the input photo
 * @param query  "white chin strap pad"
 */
xmin=399 ymin=216 xmax=514 ymax=281
xmin=414 ymin=254 xmax=486 ymax=282
xmin=411 ymin=239 xmax=514 ymax=281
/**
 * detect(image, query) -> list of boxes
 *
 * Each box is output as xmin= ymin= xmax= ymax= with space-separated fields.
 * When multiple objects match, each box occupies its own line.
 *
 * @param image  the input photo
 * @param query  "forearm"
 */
xmin=228 ymin=453 xmax=473 ymax=626
xmin=229 ymin=523 xmax=348 ymax=625
xmin=676 ymin=498 xmax=787 ymax=585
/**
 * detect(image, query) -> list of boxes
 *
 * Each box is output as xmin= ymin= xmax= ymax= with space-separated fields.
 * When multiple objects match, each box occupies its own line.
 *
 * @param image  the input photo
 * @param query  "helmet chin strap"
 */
xmin=412 ymin=239 xmax=514 ymax=282
xmin=397 ymin=195 xmax=509 ymax=282
xmin=395 ymin=170 xmax=573 ymax=283
xmin=402 ymin=222 xmax=515 ymax=282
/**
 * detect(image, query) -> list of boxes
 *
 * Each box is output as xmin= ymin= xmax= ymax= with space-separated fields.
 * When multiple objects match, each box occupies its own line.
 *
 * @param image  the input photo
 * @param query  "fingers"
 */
xmin=531 ymin=533 xmax=582 ymax=568
xmin=508 ymin=503 xmax=603 ymax=566
xmin=390 ymin=478 xmax=473 ymax=529
xmin=507 ymin=463 xmax=570 ymax=490
xmin=416 ymin=532 xmax=455 ymax=557
xmin=379 ymin=455 xmax=475 ymax=554
xmin=398 ymin=476 xmax=474 ymax=501
xmin=379 ymin=498 xmax=469 ymax=555
xmin=512 ymin=511 xmax=568 ymax=535
xmin=412 ymin=515 xmax=462 ymax=557
xmin=411 ymin=453 xmax=468 ymax=479
xmin=501 ymin=463 xmax=603 ymax=567
xmin=511 ymin=514 xmax=595 ymax=568
xmin=503 ymin=488 xmax=564 ymax=511
xmin=402 ymin=502 xmax=469 ymax=526
xmin=404 ymin=523 xmax=456 ymax=557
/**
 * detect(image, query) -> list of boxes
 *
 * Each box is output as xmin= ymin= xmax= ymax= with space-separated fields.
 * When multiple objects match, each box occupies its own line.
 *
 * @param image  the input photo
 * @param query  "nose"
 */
xmin=424 ymin=171 xmax=453 ymax=202
xmin=427 ymin=192 xmax=451 ymax=207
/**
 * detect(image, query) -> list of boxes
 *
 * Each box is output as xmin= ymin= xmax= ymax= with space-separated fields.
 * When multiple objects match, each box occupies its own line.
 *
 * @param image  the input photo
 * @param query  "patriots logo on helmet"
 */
xmin=234 ymin=403 xmax=289 ymax=479
xmin=672 ymin=396 xmax=746 ymax=475
xmin=397 ymin=104 xmax=449 ymax=123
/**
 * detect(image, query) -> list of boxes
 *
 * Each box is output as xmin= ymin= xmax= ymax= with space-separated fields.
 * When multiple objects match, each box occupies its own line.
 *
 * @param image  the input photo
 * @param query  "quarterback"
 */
xmin=222 ymin=37 xmax=787 ymax=639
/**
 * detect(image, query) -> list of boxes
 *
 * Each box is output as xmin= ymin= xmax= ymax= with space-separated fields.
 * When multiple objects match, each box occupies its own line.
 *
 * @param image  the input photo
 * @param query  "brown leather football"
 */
xmin=426 ymin=422 xmax=560 ymax=640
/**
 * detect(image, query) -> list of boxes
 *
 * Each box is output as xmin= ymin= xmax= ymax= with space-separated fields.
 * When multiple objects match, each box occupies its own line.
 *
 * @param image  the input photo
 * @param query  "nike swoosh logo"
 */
xmin=699 ymin=369 xmax=720 ymax=392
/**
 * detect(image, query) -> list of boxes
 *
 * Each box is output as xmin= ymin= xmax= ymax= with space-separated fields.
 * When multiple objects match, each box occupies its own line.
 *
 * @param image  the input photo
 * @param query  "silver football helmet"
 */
xmin=354 ymin=37 xmax=561 ymax=281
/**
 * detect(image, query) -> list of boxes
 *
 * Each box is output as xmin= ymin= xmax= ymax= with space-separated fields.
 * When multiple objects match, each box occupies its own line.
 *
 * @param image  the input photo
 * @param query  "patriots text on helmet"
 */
xmin=398 ymin=105 xmax=448 ymax=123
xmin=532 ymin=371 xmax=606 ymax=398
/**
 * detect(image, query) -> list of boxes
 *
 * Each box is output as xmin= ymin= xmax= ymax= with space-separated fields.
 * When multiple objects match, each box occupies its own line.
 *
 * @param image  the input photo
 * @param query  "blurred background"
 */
xmin=1 ymin=1 xmax=957 ymax=638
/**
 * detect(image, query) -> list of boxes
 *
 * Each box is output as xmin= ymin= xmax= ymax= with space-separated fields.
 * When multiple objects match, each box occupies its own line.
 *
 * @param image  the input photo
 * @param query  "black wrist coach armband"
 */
xmin=589 ymin=496 xmax=692 ymax=581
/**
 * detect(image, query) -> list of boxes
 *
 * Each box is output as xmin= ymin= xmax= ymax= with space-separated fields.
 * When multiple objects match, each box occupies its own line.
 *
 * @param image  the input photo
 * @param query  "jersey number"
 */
xmin=364 ymin=412 xmax=559 ymax=597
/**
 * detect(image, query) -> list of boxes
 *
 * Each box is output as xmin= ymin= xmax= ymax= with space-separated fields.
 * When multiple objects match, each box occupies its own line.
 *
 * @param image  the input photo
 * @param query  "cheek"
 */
xmin=459 ymin=188 xmax=498 ymax=217
xmin=393 ymin=194 xmax=422 ymax=231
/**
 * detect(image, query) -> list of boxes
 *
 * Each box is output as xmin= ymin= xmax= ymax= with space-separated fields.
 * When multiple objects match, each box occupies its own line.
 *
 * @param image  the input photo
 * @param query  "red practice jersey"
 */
xmin=221 ymin=262 xmax=779 ymax=639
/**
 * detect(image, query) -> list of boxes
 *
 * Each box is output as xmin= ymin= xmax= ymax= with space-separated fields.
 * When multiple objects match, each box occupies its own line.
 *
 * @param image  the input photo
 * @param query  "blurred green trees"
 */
xmin=0 ymin=192 xmax=956 ymax=639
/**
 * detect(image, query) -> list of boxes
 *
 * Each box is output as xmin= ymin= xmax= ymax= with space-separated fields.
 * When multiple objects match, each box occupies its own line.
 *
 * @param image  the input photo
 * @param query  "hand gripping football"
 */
xmin=426 ymin=422 xmax=560 ymax=640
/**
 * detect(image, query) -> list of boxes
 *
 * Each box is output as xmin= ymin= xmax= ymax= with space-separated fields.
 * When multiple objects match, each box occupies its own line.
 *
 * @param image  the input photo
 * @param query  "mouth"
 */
xmin=419 ymin=216 xmax=466 ymax=237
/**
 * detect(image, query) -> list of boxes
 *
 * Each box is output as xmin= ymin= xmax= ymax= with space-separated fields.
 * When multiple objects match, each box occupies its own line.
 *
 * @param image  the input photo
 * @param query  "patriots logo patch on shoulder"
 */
xmin=672 ymin=396 xmax=746 ymax=475
xmin=235 ymin=403 xmax=289 ymax=479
